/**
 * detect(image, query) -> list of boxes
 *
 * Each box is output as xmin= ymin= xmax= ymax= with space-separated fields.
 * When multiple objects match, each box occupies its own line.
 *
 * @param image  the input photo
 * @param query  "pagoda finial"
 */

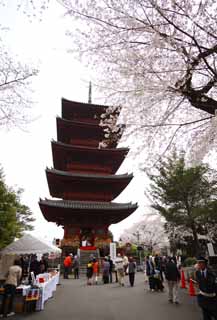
xmin=88 ymin=81 xmax=92 ymax=104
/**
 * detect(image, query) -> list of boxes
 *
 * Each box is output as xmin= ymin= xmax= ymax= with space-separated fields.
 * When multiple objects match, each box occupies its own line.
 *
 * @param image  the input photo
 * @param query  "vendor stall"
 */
xmin=35 ymin=271 xmax=60 ymax=310
xmin=0 ymin=234 xmax=61 ymax=313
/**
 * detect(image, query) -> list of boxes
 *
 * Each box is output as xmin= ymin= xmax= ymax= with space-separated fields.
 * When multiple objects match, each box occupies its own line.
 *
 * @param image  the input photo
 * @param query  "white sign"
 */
xmin=207 ymin=243 xmax=215 ymax=256
xmin=110 ymin=242 xmax=116 ymax=261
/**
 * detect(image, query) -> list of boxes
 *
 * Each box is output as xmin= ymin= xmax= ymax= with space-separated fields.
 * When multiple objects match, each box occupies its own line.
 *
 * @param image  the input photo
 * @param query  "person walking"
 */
xmin=108 ymin=256 xmax=113 ymax=283
xmin=128 ymin=257 xmax=136 ymax=287
xmin=86 ymin=260 xmax=93 ymax=285
xmin=165 ymin=257 xmax=180 ymax=304
xmin=123 ymin=254 xmax=129 ymax=275
xmin=63 ymin=253 xmax=72 ymax=279
xmin=0 ymin=258 xmax=22 ymax=318
xmin=73 ymin=255 xmax=80 ymax=279
xmin=115 ymin=253 xmax=125 ymax=286
xmin=92 ymin=258 xmax=99 ymax=285
xmin=195 ymin=256 xmax=217 ymax=320
xmin=102 ymin=257 xmax=110 ymax=284
xmin=146 ymin=256 xmax=155 ymax=291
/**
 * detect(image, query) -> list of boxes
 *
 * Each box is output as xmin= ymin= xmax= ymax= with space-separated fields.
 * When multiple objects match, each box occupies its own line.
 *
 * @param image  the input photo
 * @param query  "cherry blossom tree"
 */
xmin=0 ymin=42 xmax=38 ymax=129
xmin=120 ymin=214 xmax=169 ymax=252
xmin=56 ymin=0 xmax=217 ymax=167
xmin=98 ymin=105 xmax=125 ymax=148
xmin=3 ymin=0 xmax=217 ymax=165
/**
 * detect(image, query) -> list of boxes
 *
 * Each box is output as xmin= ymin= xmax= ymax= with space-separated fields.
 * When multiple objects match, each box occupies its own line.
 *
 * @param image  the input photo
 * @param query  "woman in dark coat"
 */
xmin=102 ymin=257 xmax=110 ymax=284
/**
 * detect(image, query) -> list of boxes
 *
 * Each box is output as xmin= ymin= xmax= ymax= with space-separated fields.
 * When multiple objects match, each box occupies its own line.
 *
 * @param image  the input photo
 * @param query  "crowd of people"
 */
xmin=63 ymin=252 xmax=217 ymax=320
xmin=1 ymin=252 xmax=217 ymax=319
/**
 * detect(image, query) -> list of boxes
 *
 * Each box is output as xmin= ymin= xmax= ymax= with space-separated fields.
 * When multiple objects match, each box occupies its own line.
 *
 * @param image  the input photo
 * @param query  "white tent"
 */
xmin=0 ymin=234 xmax=61 ymax=255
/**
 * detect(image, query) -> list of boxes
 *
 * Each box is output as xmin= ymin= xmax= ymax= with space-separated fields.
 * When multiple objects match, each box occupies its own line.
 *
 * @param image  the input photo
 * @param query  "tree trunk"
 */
xmin=191 ymin=223 xmax=200 ymax=256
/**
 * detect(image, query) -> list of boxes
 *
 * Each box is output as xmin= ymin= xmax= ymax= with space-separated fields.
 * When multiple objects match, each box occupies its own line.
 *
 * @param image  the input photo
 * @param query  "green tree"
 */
xmin=148 ymin=153 xmax=217 ymax=256
xmin=0 ymin=167 xmax=35 ymax=249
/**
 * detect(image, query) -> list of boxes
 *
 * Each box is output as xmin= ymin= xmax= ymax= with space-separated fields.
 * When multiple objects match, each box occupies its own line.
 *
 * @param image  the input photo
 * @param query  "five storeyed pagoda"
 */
xmin=39 ymin=98 xmax=138 ymax=255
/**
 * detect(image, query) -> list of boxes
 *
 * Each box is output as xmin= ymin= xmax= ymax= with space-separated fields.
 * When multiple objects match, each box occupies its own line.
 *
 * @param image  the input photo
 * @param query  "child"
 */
xmin=86 ymin=260 xmax=93 ymax=285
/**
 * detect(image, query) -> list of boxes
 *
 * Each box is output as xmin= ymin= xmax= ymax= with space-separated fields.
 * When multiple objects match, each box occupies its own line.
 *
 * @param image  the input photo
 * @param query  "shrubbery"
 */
xmin=183 ymin=257 xmax=197 ymax=267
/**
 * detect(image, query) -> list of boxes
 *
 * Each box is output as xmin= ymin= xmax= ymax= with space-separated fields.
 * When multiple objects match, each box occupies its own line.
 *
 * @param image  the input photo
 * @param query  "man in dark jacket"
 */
xmin=195 ymin=256 xmax=217 ymax=320
xmin=165 ymin=257 xmax=180 ymax=304
xmin=108 ymin=256 xmax=113 ymax=283
xmin=146 ymin=256 xmax=155 ymax=291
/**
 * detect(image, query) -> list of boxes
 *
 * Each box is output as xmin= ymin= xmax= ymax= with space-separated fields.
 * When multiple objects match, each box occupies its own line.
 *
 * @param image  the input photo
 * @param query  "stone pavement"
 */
xmin=15 ymin=273 xmax=201 ymax=320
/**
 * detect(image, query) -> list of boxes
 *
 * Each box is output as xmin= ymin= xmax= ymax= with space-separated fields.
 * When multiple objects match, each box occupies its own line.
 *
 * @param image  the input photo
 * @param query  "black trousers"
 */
xmin=148 ymin=276 xmax=155 ymax=290
xmin=74 ymin=268 xmax=79 ymax=279
xmin=64 ymin=266 xmax=70 ymax=279
xmin=109 ymin=271 xmax=113 ymax=283
xmin=129 ymin=273 xmax=135 ymax=286
xmin=0 ymin=284 xmax=16 ymax=316
xmin=197 ymin=295 xmax=217 ymax=320
xmin=103 ymin=274 xmax=109 ymax=284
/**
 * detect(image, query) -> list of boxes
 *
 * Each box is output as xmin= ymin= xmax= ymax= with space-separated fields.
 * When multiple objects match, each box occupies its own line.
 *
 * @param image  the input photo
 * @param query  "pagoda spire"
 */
xmin=88 ymin=81 xmax=92 ymax=104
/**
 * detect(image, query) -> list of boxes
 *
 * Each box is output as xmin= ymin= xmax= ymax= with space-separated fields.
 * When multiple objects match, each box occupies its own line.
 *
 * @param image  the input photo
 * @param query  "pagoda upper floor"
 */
xmin=62 ymin=98 xmax=109 ymax=124
xmin=56 ymin=117 xmax=109 ymax=148
xmin=46 ymin=168 xmax=133 ymax=201
xmin=52 ymin=141 xmax=129 ymax=175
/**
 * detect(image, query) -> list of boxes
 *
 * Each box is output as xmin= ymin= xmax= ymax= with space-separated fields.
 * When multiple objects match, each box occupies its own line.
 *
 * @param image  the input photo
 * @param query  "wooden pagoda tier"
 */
xmin=56 ymin=117 xmax=117 ymax=148
xmin=46 ymin=168 xmax=133 ymax=201
xmin=39 ymin=199 xmax=138 ymax=226
xmin=51 ymin=141 xmax=129 ymax=175
xmin=62 ymin=98 xmax=110 ymax=124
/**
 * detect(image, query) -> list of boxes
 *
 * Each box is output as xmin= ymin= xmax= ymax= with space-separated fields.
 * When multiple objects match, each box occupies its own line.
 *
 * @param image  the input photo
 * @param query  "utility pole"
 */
xmin=134 ymin=230 xmax=142 ymax=268
xmin=88 ymin=81 xmax=92 ymax=104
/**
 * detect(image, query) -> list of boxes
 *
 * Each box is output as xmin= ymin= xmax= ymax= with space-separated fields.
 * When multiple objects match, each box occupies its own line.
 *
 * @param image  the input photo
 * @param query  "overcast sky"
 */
xmin=0 ymin=1 xmax=148 ymax=243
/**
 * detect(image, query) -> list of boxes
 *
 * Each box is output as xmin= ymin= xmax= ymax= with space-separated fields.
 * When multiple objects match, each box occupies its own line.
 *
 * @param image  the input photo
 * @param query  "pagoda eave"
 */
xmin=39 ymin=199 xmax=138 ymax=225
xmin=46 ymin=168 xmax=133 ymax=201
xmin=56 ymin=117 xmax=107 ymax=147
xmin=51 ymin=141 xmax=129 ymax=174
xmin=62 ymin=98 xmax=109 ymax=123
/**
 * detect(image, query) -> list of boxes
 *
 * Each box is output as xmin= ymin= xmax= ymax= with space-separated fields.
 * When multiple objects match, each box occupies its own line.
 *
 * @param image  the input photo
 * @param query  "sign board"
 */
xmin=207 ymin=243 xmax=215 ymax=256
xmin=109 ymin=242 xmax=116 ymax=261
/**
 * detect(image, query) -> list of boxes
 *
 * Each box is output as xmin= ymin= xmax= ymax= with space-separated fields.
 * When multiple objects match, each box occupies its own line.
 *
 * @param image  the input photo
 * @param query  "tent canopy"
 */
xmin=0 ymin=234 xmax=61 ymax=255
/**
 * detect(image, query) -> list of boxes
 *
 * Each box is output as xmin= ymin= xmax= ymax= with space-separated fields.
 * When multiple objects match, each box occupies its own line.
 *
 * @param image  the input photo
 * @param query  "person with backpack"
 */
xmin=86 ymin=260 xmax=93 ymax=285
xmin=165 ymin=257 xmax=180 ymax=304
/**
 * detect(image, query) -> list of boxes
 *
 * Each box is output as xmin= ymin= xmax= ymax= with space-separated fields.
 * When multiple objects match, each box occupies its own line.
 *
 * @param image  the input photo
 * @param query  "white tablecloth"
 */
xmin=16 ymin=284 xmax=31 ymax=296
xmin=36 ymin=272 xmax=60 ymax=310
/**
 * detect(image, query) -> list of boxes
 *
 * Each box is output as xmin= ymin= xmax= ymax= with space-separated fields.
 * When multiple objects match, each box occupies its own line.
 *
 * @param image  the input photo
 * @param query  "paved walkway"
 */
xmin=16 ymin=273 xmax=201 ymax=320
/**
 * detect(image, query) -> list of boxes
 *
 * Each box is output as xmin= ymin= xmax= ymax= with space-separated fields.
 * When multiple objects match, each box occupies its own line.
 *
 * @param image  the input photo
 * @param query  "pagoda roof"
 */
xmin=56 ymin=117 xmax=108 ymax=147
xmin=39 ymin=199 xmax=138 ymax=226
xmin=46 ymin=168 xmax=133 ymax=201
xmin=62 ymin=98 xmax=109 ymax=122
xmin=51 ymin=141 xmax=129 ymax=175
